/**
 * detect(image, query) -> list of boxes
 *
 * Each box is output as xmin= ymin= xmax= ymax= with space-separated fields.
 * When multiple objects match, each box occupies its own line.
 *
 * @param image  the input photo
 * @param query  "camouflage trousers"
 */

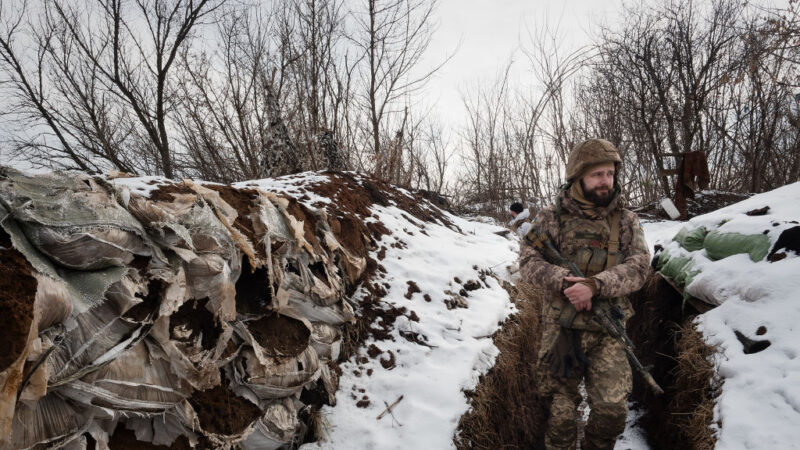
xmin=537 ymin=322 xmax=632 ymax=450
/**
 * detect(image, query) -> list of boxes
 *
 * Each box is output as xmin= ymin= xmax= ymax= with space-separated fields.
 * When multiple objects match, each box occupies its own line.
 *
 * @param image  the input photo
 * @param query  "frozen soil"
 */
xmin=188 ymin=380 xmax=264 ymax=436
xmin=0 ymin=230 xmax=38 ymax=372
xmin=247 ymin=312 xmax=310 ymax=357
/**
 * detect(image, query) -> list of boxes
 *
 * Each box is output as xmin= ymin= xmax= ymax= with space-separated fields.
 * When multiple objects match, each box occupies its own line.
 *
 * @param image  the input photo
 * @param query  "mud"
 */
xmin=107 ymin=426 xmax=192 ymax=450
xmin=188 ymin=380 xmax=264 ymax=436
xmin=235 ymin=257 xmax=272 ymax=315
xmin=123 ymin=279 xmax=165 ymax=322
xmin=0 ymin=242 xmax=38 ymax=372
xmin=247 ymin=312 xmax=310 ymax=357
xmin=169 ymin=297 xmax=221 ymax=350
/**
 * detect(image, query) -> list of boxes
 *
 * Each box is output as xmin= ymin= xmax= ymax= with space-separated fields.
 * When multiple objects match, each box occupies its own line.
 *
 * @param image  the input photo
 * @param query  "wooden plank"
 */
xmin=657 ymin=274 xmax=716 ymax=314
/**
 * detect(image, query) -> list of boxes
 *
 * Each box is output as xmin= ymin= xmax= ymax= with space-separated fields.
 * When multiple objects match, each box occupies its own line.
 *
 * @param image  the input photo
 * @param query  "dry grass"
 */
xmin=628 ymin=274 xmax=720 ymax=450
xmin=671 ymin=323 xmax=721 ymax=450
xmin=454 ymin=280 xmax=548 ymax=450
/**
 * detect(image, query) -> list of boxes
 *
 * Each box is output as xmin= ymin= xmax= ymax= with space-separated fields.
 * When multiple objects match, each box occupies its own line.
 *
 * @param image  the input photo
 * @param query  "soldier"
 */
xmin=509 ymin=202 xmax=533 ymax=238
xmin=519 ymin=139 xmax=651 ymax=450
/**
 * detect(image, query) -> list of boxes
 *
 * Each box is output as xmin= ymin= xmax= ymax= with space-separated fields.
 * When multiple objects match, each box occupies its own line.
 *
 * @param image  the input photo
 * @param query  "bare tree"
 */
xmin=0 ymin=0 xmax=223 ymax=177
xmin=349 ymin=0 xmax=448 ymax=179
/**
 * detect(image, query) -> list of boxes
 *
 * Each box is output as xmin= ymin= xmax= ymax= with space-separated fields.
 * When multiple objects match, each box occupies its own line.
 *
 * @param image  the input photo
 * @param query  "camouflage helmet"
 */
xmin=565 ymin=138 xmax=623 ymax=181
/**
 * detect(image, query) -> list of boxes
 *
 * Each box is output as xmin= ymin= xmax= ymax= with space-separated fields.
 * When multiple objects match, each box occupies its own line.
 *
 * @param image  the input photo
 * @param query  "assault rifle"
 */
xmin=528 ymin=232 xmax=665 ymax=396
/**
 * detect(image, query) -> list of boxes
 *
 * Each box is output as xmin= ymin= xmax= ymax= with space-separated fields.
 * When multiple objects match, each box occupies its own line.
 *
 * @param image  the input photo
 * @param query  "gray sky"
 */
xmin=418 ymin=0 xmax=626 ymax=129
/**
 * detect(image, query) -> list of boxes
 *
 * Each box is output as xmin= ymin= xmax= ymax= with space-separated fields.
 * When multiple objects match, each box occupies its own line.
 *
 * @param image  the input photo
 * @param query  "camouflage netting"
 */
xmin=0 ymin=167 xmax=448 ymax=449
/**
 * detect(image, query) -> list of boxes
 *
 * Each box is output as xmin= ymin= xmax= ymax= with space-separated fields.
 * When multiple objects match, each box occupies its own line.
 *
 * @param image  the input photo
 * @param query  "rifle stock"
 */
xmin=529 ymin=232 xmax=664 ymax=396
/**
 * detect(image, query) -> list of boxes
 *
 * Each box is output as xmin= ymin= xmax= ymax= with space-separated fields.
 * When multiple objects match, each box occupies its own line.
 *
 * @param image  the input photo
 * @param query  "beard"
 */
xmin=582 ymin=182 xmax=614 ymax=207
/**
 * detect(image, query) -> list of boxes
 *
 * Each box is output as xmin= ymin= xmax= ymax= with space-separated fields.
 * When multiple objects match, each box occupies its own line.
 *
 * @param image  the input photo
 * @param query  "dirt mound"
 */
xmin=627 ymin=275 xmax=719 ymax=450
xmin=455 ymin=281 xmax=548 ymax=449
xmin=247 ymin=312 xmax=310 ymax=357
xmin=188 ymin=380 xmax=264 ymax=436
xmin=0 ymin=239 xmax=38 ymax=372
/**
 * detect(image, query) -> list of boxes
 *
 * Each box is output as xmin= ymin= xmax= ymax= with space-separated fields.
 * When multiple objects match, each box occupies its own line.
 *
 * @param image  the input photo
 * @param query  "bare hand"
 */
xmin=563 ymin=276 xmax=593 ymax=311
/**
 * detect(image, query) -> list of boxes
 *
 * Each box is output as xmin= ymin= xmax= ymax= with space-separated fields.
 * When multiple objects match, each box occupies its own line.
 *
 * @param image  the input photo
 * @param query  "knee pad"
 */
xmin=585 ymin=401 xmax=627 ymax=440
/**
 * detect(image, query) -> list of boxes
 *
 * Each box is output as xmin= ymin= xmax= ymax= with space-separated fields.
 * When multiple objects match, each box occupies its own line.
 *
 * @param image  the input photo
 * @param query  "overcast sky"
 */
xmin=417 ymin=0 xmax=625 ymax=129
xmin=416 ymin=0 xmax=792 ymax=132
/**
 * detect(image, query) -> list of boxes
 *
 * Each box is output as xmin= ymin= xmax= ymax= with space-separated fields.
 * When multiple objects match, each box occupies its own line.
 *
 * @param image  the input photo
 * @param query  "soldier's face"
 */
xmin=581 ymin=163 xmax=615 ymax=206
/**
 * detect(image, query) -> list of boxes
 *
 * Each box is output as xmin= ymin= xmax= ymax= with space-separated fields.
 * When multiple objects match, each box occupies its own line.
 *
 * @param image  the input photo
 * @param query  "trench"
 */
xmin=455 ymin=274 xmax=718 ymax=450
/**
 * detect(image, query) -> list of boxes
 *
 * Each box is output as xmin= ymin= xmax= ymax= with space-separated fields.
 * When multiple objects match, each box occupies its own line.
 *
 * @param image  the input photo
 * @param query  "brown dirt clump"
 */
xmin=330 ymin=215 xmax=368 ymax=259
xmin=235 ymin=256 xmax=272 ymax=315
xmin=188 ymin=381 xmax=264 ymax=436
xmin=148 ymin=183 xmax=196 ymax=202
xmin=0 ymin=243 xmax=38 ymax=372
xmin=404 ymin=281 xmax=421 ymax=299
xmin=247 ymin=312 xmax=311 ymax=357
xmin=379 ymin=350 xmax=396 ymax=369
xmin=170 ymin=297 xmax=221 ymax=350
xmin=283 ymin=196 xmax=323 ymax=253
xmin=107 ymin=425 xmax=192 ymax=450
xmin=455 ymin=280 xmax=548 ymax=449
xmin=367 ymin=344 xmax=383 ymax=358
xmin=339 ymin=257 xmax=405 ymax=360
xmin=627 ymin=274 xmax=719 ymax=450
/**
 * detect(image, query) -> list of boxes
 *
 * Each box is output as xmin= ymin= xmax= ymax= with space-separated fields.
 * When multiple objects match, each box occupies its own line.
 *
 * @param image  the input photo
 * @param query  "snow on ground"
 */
xmin=615 ymin=403 xmax=650 ymax=450
xmin=302 ymin=206 xmax=518 ymax=450
xmin=644 ymin=183 xmax=800 ymax=450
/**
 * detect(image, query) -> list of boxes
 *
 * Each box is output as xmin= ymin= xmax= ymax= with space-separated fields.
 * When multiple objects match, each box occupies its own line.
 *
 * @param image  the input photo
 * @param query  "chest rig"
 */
xmin=557 ymin=210 xmax=621 ymax=277
xmin=549 ymin=200 xmax=625 ymax=330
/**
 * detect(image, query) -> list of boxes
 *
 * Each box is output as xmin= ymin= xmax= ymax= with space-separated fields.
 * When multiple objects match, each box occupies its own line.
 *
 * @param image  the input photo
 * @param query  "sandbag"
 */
xmin=703 ymin=230 xmax=771 ymax=262
xmin=0 ymin=168 xmax=155 ymax=271
xmin=673 ymin=226 xmax=708 ymax=251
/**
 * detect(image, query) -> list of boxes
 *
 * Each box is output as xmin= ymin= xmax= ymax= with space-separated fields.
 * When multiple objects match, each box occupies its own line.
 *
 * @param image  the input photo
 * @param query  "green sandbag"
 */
xmin=673 ymin=226 xmax=708 ymax=251
xmin=674 ymin=260 xmax=699 ymax=286
xmin=660 ymin=255 xmax=693 ymax=284
xmin=703 ymin=230 xmax=771 ymax=262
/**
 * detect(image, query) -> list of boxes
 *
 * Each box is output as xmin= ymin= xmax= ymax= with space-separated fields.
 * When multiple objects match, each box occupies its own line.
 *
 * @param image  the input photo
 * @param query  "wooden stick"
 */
xmin=376 ymin=395 xmax=404 ymax=420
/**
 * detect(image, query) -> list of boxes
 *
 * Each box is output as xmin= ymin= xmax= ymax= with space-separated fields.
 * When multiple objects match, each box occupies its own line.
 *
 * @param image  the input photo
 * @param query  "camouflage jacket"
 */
xmin=519 ymin=189 xmax=651 ymax=329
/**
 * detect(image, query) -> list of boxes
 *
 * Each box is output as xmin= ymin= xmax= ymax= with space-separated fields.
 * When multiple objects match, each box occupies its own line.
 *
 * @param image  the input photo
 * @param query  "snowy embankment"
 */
xmin=643 ymin=182 xmax=800 ymax=450
xmin=299 ymin=208 xmax=518 ymax=448
xmin=229 ymin=172 xmax=519 ymax=449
